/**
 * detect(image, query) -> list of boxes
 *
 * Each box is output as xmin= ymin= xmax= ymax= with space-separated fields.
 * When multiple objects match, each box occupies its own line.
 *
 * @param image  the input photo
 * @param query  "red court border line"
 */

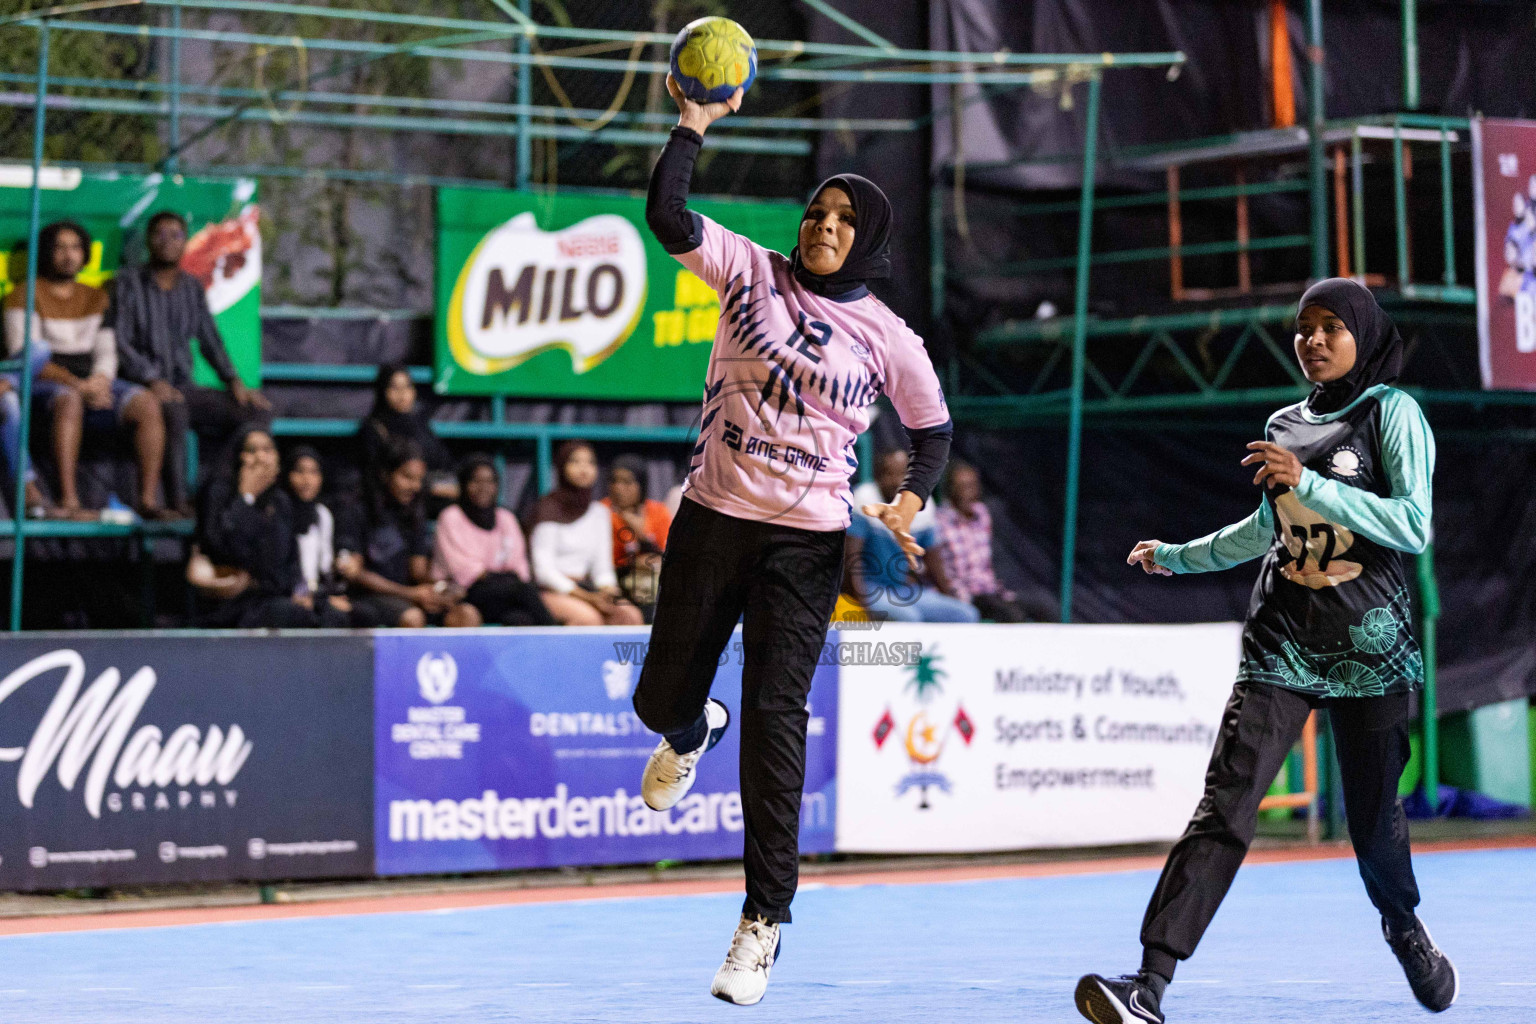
xmin=0 ymin=836 xmax=1529 ymax=938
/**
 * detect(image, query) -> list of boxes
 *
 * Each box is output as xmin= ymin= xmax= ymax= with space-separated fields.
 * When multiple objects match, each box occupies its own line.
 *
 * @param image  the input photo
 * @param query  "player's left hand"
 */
xmin=1242 ymin=441 xmax=1303 ymax=489
xmin=861 ymin=497 xmax=925 ymax=572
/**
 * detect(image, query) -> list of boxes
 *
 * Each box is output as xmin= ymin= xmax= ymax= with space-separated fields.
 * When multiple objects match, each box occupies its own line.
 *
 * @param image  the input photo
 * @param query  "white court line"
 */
xmin=1176 ymin=980 xmax=1223 ymax=985
xmin=183 ymin=986 xmax=238 ymax=992
xmin=0 ymin=989 xmax=27 ymax=995
xmin=81 ymin=987 xmax=134 ymax=992
xmin=514 ymin=982 xmax=571 ymax=988
xmin=294 ymin=984 xmax=351 ymax=990
xmin=407 ymin=984 xmax=461 ymax=989
xmin=1268 ymin=980 xmax=1332 ymax=985
xmin=1498 ymin=982 xmax=1536 ymax=987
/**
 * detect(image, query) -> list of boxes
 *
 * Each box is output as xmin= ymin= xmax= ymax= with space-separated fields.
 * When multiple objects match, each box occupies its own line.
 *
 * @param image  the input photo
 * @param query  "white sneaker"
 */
xmin=641 ymin=698 xmax=729 ymax=811
xmin=710 ymin=914 xmax=780 ymax=1006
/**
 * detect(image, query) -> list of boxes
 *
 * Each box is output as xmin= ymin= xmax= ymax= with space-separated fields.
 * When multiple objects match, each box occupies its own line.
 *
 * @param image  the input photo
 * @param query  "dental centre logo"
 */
xmin=0 ymin=650 xmax=252 ymax=820
xmin=391 ymin=652 xmax=482 ymax=760
xmin=447 ymin=211 xmax=648 ymax=377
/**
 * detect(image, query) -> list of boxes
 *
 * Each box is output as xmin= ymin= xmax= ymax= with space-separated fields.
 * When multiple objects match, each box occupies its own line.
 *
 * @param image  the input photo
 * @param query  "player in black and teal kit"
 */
xmin=1074 ymin=280 xmax=1458 ymax=1024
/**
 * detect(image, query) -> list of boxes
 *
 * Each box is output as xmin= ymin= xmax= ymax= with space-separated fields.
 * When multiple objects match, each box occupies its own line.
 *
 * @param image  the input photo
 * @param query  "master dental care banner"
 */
xmin=374 ymin=630 xmax=837 ymax=875
xmin=0 ymin=167 xmax=262 ymax=388
xmin=0 ymin=634 xmax=374 ymax=890
xmin=835 ymin=623 xmax=1241 ymax=852
xmin=435 ymin=188 xmax=800 ymax=400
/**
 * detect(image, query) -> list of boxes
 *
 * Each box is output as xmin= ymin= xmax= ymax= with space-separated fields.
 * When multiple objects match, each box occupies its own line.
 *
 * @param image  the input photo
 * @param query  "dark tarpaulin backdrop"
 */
xmin=931 ymin=0 xmax=1536 ymax=191
xmin=952 ymin=421 xmax=1536 ymax=716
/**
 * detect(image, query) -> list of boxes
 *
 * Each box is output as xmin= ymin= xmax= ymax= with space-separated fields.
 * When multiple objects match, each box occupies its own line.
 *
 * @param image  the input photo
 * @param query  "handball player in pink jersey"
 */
xmin=631 ymin=76 xmax=953 ymax=1005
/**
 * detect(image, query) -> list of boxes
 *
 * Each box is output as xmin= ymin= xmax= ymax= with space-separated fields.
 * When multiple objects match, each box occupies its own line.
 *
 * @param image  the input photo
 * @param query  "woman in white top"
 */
xmin=526 ymin=441 xmax=643 ymax=626
xmin=284 ymin=445 xmax=351 ymax=622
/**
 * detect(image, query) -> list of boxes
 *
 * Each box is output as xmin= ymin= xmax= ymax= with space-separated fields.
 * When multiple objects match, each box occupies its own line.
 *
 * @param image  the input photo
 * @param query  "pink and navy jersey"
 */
xmin=674 ymin=216 xmax=948 ymax=532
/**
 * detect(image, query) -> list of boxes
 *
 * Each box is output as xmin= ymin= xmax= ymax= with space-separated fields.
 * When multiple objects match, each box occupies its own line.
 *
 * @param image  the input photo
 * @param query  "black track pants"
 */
xmin=632 ymin=497 xmax=844 ymax=924
xmin=1140 ymin=681 xmax=1420 ymax=980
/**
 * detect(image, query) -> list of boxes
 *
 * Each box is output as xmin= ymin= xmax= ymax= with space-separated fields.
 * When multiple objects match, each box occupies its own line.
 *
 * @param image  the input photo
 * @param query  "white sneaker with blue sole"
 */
xmin=641 ymin=698 xmax=730 ymax=811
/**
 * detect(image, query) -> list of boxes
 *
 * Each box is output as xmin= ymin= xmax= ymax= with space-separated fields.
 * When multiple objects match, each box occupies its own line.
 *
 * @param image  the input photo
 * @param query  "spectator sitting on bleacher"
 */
xmin=4 ymin=220 xmax=171 ymax=520
xmin=285 ymin=444 xmax=351 ymax=622
xmin=432 ymin=453 xmax=554 ymax=627
xmin=0 ymin=341 xmax=52 ymax=517
xmin=528 ymin=440 xmax=644 ymax=626
xmin=113 ymin=211 xmax=270 ymax=513
xmin=336 ymin=437 xmax=480 ymax=628
xmin=603 ymin=454 xmax=671 ymax=614
xmin=845 ymin=449 xmax=979 ymax=623
xmin=193 ymin=425 xmax=346 ymax=627
xmin=934 ymin=460 xmax=1033 ymax=623
xmin=358 ymin=363 xmax=456 ymax=502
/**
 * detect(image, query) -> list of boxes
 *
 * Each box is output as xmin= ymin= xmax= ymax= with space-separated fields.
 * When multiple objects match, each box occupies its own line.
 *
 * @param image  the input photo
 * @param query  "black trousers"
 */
xmin=467 ymin=572 xmax=555 ymax=626
xmin=163 ymin=385 xmax=271 ymax=506
xmin=632 ymin=498 xmax=844 ymax=924
xmin=1140 ymin=680 xmax=1420 ymax=981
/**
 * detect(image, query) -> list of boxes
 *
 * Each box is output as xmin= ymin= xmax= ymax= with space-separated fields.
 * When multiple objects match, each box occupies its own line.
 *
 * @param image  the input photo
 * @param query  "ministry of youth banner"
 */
xmin=835 ymin=623 xmax=1241 ymax=853
xmin=374 ymin=629 xmax=837 ymax=876
xmin=1473 ymin=118 xmax=1536 ymax=389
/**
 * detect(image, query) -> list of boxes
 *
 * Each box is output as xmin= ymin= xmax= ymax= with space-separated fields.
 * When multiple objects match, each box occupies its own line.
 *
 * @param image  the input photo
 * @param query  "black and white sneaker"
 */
xmin=1385 ymin=915 xmax=1458 ymax=1012
xmin=710 ymin=914 xmax=780 ymax=1006
xmin=641 ymin=698 xmax=730 ymax=811
xmin=1074 ymin=973 xmax=1165 ymax=1024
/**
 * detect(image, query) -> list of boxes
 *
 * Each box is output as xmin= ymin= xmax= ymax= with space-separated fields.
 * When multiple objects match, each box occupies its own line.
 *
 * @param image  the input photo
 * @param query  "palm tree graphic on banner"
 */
xmin=872 ymin=646 xmax=974 ymax=809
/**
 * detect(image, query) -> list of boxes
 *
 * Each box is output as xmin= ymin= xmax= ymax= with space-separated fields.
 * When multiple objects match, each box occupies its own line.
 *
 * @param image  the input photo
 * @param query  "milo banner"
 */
xmin=374 ymin=629 xmax=837 ymax=875
xmin=0 ymin=634 xmax=374 ymax=890
xmin=1473 ymin=118 xmax=1536 ymax=389
xmin=435 ymin=188 xmax=800 ymax=399
xmin=0 ymin=167 xmax=261 ymax=387
xmin=834 ymin=623 xmax=1240 ymax=853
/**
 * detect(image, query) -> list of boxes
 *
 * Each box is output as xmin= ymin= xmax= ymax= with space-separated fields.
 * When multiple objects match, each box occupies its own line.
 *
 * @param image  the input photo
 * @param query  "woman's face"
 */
xmin=466 ymin=464 xmax=499 ymax=509
xmin=608 ymin=467 xmax=641 ymax=509
xmin=562 ymin=446 xmax=598 ymax=490
xmin=797 ymin=186 xmax=856 ymax=276
xmin=1294 ymin=304 xmax=1359 ymax=384
xmin=387 ymin=458 xmax=426 ymax=504
xmin=384 ymin=371 xmax=416 ymax=415
xmin=239 ymin=431 xmax=279 ymax=478
xmin=288 ymin=455 xmax=322 ymax=502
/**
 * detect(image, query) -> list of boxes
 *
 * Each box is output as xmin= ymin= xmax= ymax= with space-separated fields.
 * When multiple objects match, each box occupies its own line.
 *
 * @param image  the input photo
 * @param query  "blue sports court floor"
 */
xmin=2 ymin=846 xmax=1529 ymax=1023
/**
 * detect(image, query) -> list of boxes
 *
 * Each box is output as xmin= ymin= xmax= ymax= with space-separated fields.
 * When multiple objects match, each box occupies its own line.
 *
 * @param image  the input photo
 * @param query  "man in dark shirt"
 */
xmin=114 ymin=211 xmax=271 ymax=510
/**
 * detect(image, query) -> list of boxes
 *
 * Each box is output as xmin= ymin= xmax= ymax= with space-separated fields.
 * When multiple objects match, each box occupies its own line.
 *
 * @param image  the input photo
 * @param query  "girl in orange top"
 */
xmin=603 ymin=455 xmax=672 ymax=607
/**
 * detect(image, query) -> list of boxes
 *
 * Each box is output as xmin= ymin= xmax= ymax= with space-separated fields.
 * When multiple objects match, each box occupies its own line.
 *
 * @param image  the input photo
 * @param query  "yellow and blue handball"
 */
xmin=669 ymin=16 xmax=757 ymax=104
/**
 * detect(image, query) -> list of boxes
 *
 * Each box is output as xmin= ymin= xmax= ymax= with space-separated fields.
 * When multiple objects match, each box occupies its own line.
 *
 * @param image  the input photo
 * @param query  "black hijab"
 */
xmin=284 ymin=445 xmax=324 ymax=534
xmin=789 ymin=174 xmax=893 ymax=297
xmin=361 ymin=362 xmax=448 ymax=470
xmin=456 ymin=453 xmax=500 ymax=532
xmin=1298 ymin=278 xmax=1405 ymax=416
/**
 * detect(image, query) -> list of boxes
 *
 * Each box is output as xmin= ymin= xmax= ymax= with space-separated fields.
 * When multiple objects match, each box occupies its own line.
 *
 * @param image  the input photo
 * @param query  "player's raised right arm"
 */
xmin=644 ymin=76 xmax=741 ymax=254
